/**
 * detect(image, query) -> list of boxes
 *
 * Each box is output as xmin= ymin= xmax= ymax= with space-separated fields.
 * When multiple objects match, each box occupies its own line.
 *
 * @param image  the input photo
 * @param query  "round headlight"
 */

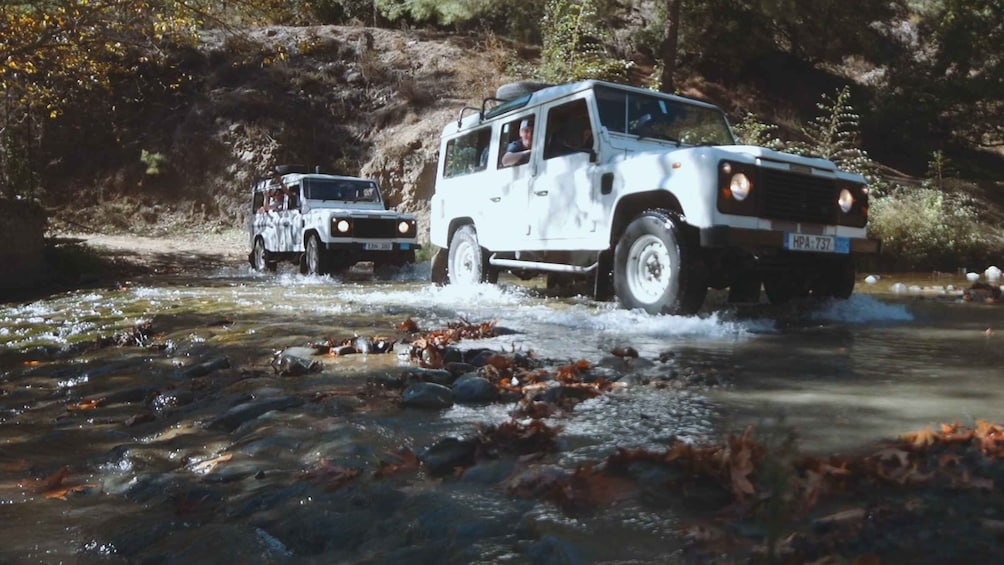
xmin=336 ymin=219 xmax=350 ymax=233
xmin=398 ymin=220 xmax=411 ymax=234
xmin=729 ymin=173 xmax=751 ymax=201
xmin=838 ymin=189 xmax=854 ymax=213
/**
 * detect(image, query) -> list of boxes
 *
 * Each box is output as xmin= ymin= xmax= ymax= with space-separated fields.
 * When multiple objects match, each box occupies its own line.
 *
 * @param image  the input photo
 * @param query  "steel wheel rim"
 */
xmin=626 ymin=234 xmax=671 ymax=304
xmin=254 ymin=240 xmax=265 ymax=270
xmin=454 ymin=239 xmax=478 ymax=284
xmin=307 ymin=238 xmax=319 ymax=273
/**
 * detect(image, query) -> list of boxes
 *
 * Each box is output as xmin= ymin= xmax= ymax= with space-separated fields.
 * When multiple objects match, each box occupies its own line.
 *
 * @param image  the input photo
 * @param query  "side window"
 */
xmin=253 ymin=190 xmax=264 ymax=212
xmin=443 ymin=126 xmax=492 ymax=178
xmin=544 ymin=99 xmax=593 ymax=160
xmin=499 ymin=115 xmax=534 ymax=168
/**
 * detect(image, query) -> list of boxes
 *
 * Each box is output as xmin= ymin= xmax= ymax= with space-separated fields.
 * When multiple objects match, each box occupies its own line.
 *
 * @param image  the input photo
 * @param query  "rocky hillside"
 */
xmin=48 ymin=25 xmax=517 ymax=246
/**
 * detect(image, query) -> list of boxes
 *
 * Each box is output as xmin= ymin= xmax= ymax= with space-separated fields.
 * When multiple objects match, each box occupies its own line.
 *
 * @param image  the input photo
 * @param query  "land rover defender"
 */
xmin=249 ymin=166 xmax=420 ymax=275
xmin=429 ymin=80 xmax=879 ymax=314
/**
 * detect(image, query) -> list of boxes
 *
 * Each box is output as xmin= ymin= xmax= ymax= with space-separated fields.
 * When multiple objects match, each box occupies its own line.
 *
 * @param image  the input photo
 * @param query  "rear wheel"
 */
xmin=448 ymin=225 xmax=495 ymax=285
xmin=304 ymin=234 xmax=327 ymax=275
xmin=251 ymin=237 xmax=276 ymax=272
xmin=614 ymin=211 xmax=706 ymax=315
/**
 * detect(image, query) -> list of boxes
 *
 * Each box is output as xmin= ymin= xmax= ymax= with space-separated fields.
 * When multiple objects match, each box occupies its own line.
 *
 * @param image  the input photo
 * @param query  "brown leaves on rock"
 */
xmin=476 ymin=420 xmax=563 ymax=457
xmin=404 ymin=319 xmax=499 ymax=368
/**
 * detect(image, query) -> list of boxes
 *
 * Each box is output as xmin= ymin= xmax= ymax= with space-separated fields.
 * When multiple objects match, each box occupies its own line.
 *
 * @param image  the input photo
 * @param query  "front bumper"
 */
xmin=700 ymin=226 xmax=880 ymax=254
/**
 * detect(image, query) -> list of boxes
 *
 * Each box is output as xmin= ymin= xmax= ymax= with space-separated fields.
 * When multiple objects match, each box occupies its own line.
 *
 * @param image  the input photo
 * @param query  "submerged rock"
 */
xmin=452 ymin=374 xmax=498 ymax=404
xmin=400 ymin=382 xmax=454 ymax=409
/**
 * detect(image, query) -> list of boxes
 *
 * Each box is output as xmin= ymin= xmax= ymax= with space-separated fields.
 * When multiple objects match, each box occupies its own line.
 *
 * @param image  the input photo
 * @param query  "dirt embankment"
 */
xmin=46 ymin=25 xmax=515 ymax=249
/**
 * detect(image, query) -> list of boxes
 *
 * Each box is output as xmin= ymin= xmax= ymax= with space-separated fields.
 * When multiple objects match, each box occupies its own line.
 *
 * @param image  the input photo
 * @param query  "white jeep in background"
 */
xmin=429 ymin=79 xmax=880 ymax=314
xmin=248 ymin=166 xmax=420 ymax=275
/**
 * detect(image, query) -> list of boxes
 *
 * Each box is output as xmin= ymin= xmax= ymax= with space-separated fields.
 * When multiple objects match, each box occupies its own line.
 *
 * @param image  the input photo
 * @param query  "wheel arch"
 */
xmin=445 ymin=217 xmax=476 ymax=247
xmin=302 ymin=228 xmax=321 ymax=248
xmin=609 ymin=191 xmax=685 ymax=246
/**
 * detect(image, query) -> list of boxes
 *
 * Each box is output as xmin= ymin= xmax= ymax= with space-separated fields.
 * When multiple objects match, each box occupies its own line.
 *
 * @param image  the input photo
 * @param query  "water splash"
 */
xmin=810 ymin=294 xmax=913 ymax=323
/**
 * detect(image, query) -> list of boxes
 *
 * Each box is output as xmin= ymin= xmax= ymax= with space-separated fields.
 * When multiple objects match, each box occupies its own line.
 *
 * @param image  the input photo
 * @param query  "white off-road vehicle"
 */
xmin=430 ymin=80 xmax=880 ymax=314
xmin=248 ymin=166 xmax=420 ymax=275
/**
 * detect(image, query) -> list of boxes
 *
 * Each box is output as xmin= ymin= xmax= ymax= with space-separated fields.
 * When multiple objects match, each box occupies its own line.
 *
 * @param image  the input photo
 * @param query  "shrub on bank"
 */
xmin=867 ymin=183 xmax=999 ymax=271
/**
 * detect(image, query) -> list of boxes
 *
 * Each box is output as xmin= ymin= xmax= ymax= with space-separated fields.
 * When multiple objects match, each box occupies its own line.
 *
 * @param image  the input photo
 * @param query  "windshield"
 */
xmin=594 ymin=85 xmax=735 ymax=146
xmin=302 ymin=178 xmax=381 ymax=203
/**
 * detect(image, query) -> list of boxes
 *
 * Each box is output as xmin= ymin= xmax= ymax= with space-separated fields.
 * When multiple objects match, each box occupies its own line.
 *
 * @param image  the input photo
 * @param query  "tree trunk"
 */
xmin=659 ymin=0 xmax=682 ymax=93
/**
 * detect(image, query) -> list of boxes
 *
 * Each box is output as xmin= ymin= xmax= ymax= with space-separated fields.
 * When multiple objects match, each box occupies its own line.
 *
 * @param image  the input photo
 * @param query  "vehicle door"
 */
xmin=478 ymin=114 xmax=538 ymax=250
xmin=529 ymin=98 xmax=600 ymax=245
xmin=285 ymin=183 xmax=304 ymax=252
xmin=252 ymin=183 xmax=283 ymax=252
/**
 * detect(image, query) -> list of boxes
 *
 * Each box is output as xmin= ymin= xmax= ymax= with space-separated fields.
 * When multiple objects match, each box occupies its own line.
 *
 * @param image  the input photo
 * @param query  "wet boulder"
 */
xmin=400 ymin=382 xmax=454 ymax=409
xmin=452 ymin=373 xmax=498 ymax=404
xmin=271 ymin=348 xmax=323 ymax=376
xmin=420 ymin=436 xmax=477 ymax=477
xmin=444 ymin=361 xmax=477 ymax=378
xmin=402 ymin=367 xmax=454 ymax=386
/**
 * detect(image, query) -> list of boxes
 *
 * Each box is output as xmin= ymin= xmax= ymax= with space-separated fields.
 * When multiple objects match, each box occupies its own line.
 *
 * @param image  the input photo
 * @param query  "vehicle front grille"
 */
xmin=348 ymin=217 xmax=397 ymax=238
xmin=759 ymin=168 xmax=837 ymax=224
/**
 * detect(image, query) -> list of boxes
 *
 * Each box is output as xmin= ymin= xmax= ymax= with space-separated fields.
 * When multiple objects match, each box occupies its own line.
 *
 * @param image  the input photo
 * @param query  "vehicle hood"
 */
xmin=714 ymin=145 xmax=839 ymax=171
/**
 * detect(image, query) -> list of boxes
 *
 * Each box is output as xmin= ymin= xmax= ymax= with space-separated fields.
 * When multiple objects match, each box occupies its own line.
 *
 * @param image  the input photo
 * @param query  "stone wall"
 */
xmin=0 ymin=199 xmax=47 ymax=296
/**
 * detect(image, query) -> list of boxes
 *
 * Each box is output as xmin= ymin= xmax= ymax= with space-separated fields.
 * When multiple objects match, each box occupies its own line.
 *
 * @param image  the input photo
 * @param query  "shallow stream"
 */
xmin=1 ymin=264 xmax=1002 ymax=564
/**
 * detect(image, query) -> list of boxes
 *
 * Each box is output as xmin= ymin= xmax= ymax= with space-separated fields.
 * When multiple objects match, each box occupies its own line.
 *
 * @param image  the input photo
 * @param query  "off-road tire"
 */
xmin=447 ymin=225 xmax=494 ymax=285
xmin=305 ymin=233 xmax=328 ymax=276
xmin=251 ymin=237 xmax=277 ymax=273
xmin=613 ymin=211 xmax=707 ymax=315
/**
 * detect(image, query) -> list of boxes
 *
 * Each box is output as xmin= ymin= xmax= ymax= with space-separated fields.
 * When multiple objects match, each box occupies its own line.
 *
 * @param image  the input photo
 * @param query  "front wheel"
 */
xmin=251 ymin=237 xmax=277 ymax=272
xmin=304 ymin=234 xmax=327 ymax=276
xmin=447 ymin=225 xmax=495 ymax=285
xmin=614 ymin=211 xmax=706 ymax=315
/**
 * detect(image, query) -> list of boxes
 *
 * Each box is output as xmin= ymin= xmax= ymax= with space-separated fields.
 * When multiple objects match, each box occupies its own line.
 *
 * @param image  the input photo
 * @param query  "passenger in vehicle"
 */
xmin=265 ymin=187 xmax=286 ymax=211
xmin=502 ymin=119 xmax=534 ymax=166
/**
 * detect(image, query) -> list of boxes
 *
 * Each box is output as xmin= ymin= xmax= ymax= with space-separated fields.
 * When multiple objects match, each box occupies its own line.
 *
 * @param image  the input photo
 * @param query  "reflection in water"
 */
xmin=2 ymin=266 xmax=1003 ymax=563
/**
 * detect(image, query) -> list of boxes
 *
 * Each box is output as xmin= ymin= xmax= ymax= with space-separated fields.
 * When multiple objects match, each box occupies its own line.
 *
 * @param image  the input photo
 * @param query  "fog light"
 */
xmin=729 ymin=173 xmax=751 ymax=201
xmin=838 ymin=188 xmax=854 ymax=213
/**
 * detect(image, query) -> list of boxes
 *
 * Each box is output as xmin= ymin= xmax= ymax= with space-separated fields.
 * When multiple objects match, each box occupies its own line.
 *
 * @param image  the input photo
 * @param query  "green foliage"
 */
xmin=141 ymin=150 xmax=167 ymax=176
xmin=0 ymin=123 xmax=39 ymax=199
xmin=868 ymin=184 xmax=995 ymax=269
xmin=925 ymin=0 xmax=1004 ymax=148
xmin=538 ymin=0 xmax=632 ymax=83
xmin=789 ymin=86 xmax=876 ymax=182
xmin=732 ymin=112 xmax=784 ymax=150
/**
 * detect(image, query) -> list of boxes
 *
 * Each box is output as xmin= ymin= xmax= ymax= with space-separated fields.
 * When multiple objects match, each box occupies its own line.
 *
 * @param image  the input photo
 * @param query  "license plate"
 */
xmin=364 ymin=242 xmax=392 ymax=251
xmin=784 ymin=233 xmax=850 ymax=254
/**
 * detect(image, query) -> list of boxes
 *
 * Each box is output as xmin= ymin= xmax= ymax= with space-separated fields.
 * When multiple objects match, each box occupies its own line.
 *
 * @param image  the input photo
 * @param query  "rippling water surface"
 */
xmin=1 ymin=264 xmax=1002 ymax=564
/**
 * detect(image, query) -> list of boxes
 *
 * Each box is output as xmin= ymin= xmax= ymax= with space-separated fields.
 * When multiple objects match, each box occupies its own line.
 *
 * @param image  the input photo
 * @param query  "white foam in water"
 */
xmin=524 ymin=304 xmax=747 ymax=339
xmin=810 ymin=294 xmax=913 ymax=323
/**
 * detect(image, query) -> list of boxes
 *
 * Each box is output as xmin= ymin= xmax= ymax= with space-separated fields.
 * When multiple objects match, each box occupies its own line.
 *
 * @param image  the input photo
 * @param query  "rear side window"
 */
xmin=443 ymin=126 xmax=492 ymax=178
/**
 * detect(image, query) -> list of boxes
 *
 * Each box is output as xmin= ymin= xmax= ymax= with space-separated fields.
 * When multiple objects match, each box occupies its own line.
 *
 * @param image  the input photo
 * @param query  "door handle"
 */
xmin=534 ymin=190 xmax=549 ymax=196
xmin=489 ymin=196 xmax=501 ymax=202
